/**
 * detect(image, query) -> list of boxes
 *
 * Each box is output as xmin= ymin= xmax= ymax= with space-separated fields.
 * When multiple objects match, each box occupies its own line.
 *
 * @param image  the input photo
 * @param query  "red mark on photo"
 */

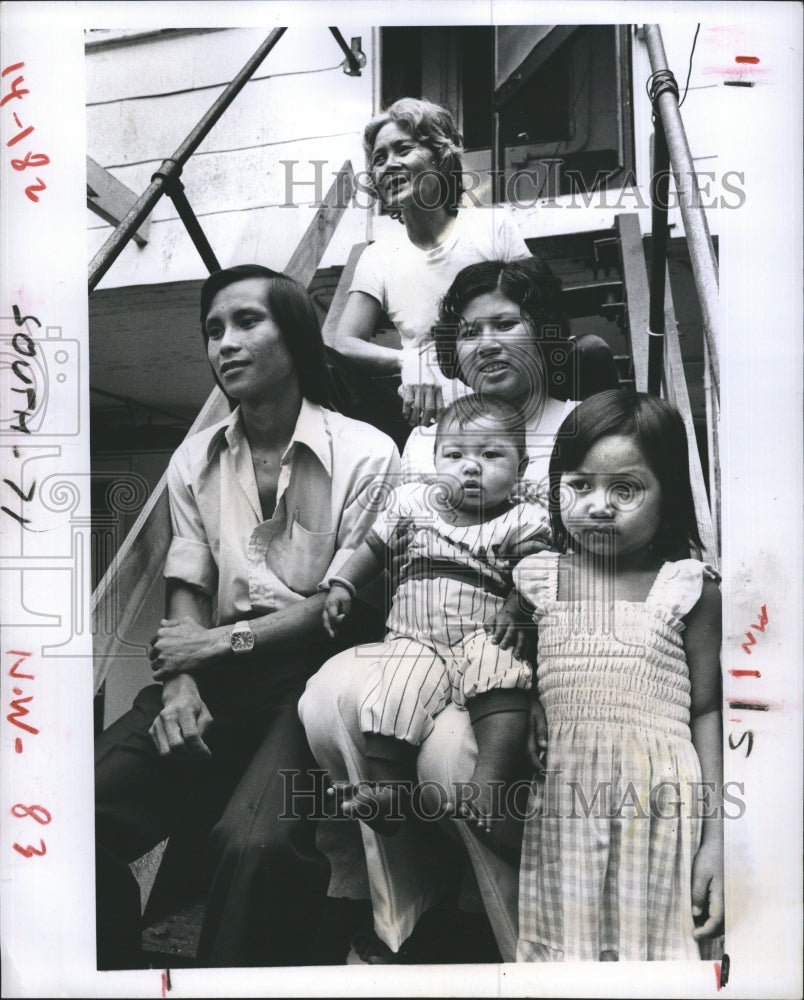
xmin=25 ymin=177 xmax=46 ymax=202
xmin=729 ymin=669 xmax=761 ymax=678
xmin=7 ymin=689 xmax=38 ymax=736
xmin=741 ymin=604 xmax=768 ymax=654
xmin=13 ymin=839 xmax=46 ymax=858
xmin=750 ymin=606 xmax=769 ymax=632
xmin=7 ymin=651 xmax=36 ymax=753
xmin=1 ymin=61 xmax=49 ymax=201
xmin=11 ymin=150 xmax=50 ymax=170
xmin=161 ymin=969 xmax=172 ymax=995
xmin=8 ymin=650 xmax=34 ymax=679
xmin=702 ymin=64 xmax=768 ymax=78
xmin=11 ymin=802 xmax=51 ymax=824
xmin=735 ymin=56 xmax=760 ymax=64
xmin=11 ymin=803 xmax=51 ymax=860
xmin=0 ymin=65 xmax=29 ymax=106
xmin=7 ymin=123 xmax=34 ymax=146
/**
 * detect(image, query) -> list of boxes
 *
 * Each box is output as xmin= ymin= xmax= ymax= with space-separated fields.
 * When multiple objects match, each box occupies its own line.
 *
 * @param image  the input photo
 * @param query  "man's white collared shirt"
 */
xmin=164 ymin=399 xmax=399 ymax=625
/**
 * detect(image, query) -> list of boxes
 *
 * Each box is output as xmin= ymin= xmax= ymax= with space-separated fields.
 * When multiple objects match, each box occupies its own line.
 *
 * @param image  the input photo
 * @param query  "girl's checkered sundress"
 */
xmin=514 ymin=553 xmax=718 ymax=961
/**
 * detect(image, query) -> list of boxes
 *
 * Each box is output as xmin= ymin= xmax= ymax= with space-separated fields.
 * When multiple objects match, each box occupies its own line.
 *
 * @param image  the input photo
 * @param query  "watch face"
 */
xmin=231 ymin=627 xmax=254 ymax=653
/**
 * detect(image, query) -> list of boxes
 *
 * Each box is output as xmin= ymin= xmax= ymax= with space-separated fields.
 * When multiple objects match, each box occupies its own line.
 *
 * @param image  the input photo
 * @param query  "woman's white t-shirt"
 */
xmin=350 ymin=208 xmax=531 ymax=352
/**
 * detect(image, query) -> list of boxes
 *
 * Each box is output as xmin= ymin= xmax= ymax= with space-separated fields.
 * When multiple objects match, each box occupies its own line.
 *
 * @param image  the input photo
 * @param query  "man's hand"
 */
xmin=149 ymin=674 xmax=213 ymax=757
xmin=149 ymin=616 xmax=218 ymax=680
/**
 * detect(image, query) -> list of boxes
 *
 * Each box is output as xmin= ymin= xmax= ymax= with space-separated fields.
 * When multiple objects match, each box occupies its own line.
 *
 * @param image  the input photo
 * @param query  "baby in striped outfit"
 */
xmin=323 ymin=396 xmax=550 ymax=835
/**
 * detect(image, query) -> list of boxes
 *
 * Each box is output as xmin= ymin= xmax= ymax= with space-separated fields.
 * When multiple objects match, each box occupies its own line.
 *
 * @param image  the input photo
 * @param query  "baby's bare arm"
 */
xmin=485 ymin=588 xmax=535 ymax=661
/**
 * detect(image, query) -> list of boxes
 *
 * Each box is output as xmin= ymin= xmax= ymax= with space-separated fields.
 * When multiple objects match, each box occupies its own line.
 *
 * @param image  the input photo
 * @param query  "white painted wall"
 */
xmin=87 ymin=22 xmax=743 ymax=283
xmin=86 ymin=26 xmax=376 ymax=289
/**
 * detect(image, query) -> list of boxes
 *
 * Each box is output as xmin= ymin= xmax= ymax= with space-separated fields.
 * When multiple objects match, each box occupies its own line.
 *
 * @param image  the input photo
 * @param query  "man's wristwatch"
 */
xmin=229 ymin=620 xmax=255 ymax=654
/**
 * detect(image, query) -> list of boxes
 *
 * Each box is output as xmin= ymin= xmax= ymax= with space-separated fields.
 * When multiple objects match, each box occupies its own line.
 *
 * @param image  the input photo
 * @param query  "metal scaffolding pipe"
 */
xmin=648 ymin=119 xmax=671 ymax=395
xmin=164 ymin=175 xmax=222 ymax=274
xmin=328 ymin=27 xmax=363 ymax=75
xmin=644 ymin=24 xmax=720 ymax=399
xmin=88 ymin=27 xmax=286 ymax=293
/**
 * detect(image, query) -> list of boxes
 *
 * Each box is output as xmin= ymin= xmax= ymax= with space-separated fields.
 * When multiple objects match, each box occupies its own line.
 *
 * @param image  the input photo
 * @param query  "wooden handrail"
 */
xmin=614 ymin=212 xmax=718 ymax=564
xmin=321 ymin=242 xmax=367 ymax=347
xmin=659 ymin=266 xmax=719 ymax=565
xmin=615 ymin=213 xmax=650 ymax=391
xmin=91 ymin=163 xmax=355 ymax=693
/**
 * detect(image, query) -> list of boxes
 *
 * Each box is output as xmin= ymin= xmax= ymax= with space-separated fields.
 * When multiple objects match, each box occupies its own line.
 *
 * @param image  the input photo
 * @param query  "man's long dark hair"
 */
xmin=199 ymin=264 xmax=332 ymax=407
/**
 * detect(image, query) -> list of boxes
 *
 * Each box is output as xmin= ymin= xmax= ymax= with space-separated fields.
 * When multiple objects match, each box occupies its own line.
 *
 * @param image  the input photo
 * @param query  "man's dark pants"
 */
xmin=95 ymin=609 xmax=381 ymax=970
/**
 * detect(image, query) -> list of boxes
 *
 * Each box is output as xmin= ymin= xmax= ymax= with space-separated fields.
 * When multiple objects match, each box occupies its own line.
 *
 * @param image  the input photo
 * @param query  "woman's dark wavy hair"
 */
xmin=434 ymin=257 xmax=570 ymax=390
xmin=547 ymin=389 xmax=703 ymax=559
xmin=199 ymin=264 xmax=332 ymax=407
xmin=363 ymin=97 xmax=464 ymax=216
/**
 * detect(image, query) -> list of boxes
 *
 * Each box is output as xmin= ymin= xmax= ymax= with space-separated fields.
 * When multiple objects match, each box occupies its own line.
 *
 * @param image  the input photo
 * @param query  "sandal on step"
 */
xmin=346 ymin=927 xmax=407 ymax=965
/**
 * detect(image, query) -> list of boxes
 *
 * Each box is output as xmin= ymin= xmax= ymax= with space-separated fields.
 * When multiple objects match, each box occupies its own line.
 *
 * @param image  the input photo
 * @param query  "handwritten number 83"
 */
xmin=11 ymin=802 xmax=51 ymax=858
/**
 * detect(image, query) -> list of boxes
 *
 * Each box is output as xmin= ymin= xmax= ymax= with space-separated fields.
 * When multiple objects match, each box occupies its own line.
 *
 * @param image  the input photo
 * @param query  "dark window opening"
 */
xmin=380 ymin=26 xmax=424 ymax=106
xmin=379 ymin=25 xmax=634 ymax=204
xmin=456 ymin=28 xmax=494 ymax=150
xmin=498 ymin=40 xmax=572 ymax=148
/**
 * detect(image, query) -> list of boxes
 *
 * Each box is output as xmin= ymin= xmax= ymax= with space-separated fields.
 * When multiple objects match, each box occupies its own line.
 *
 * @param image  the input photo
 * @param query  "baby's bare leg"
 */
xmin=454 ymin=631 xmax=532 ymax=851
xmin=457 ymin=701 xmax=529 ymax=859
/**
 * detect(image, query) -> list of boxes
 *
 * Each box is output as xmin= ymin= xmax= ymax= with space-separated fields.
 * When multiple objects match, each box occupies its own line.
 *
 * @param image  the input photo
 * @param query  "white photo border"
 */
xmin=1 ymin=1 xmax=801 ymax=997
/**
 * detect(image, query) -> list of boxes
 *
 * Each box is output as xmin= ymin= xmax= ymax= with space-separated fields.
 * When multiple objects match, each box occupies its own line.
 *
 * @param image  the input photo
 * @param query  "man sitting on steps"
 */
xmin=94 ymin=264 xmax=399 ymax=969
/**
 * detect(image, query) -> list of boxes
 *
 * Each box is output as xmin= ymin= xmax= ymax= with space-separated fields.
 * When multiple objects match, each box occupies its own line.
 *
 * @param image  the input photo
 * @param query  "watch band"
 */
xmin=230 ymin=619 xmax=255 ymax=654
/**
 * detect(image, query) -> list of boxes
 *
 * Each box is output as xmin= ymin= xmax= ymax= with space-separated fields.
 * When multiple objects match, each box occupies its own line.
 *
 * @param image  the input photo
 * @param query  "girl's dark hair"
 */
xmin=434 ymin=257 xmax=570 ymax=392
xmin=547 ymin=389 xmax=703 ymax=559
xmin=435 ymin=395 xmax=528 ymax=462
xmin=363 ymin=97 xmax=464 ymax=215
xmin=199 ymin=264 xmax=332 ymax=407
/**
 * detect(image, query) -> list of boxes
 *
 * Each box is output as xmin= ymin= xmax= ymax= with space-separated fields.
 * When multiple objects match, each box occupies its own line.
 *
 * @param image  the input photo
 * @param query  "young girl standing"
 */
xmin=513 ymin=390 xmax=724 ymax=962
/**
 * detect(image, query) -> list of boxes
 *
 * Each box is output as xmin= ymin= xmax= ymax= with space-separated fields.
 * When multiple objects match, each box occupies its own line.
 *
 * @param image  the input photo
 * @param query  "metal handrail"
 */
xmin=647 ymin=103 xmax=672 ymax=396
xmin=644 ymin=24 xmax=720 ymax=400
xmin=87 ymin=28 xmax=286 ymax=292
